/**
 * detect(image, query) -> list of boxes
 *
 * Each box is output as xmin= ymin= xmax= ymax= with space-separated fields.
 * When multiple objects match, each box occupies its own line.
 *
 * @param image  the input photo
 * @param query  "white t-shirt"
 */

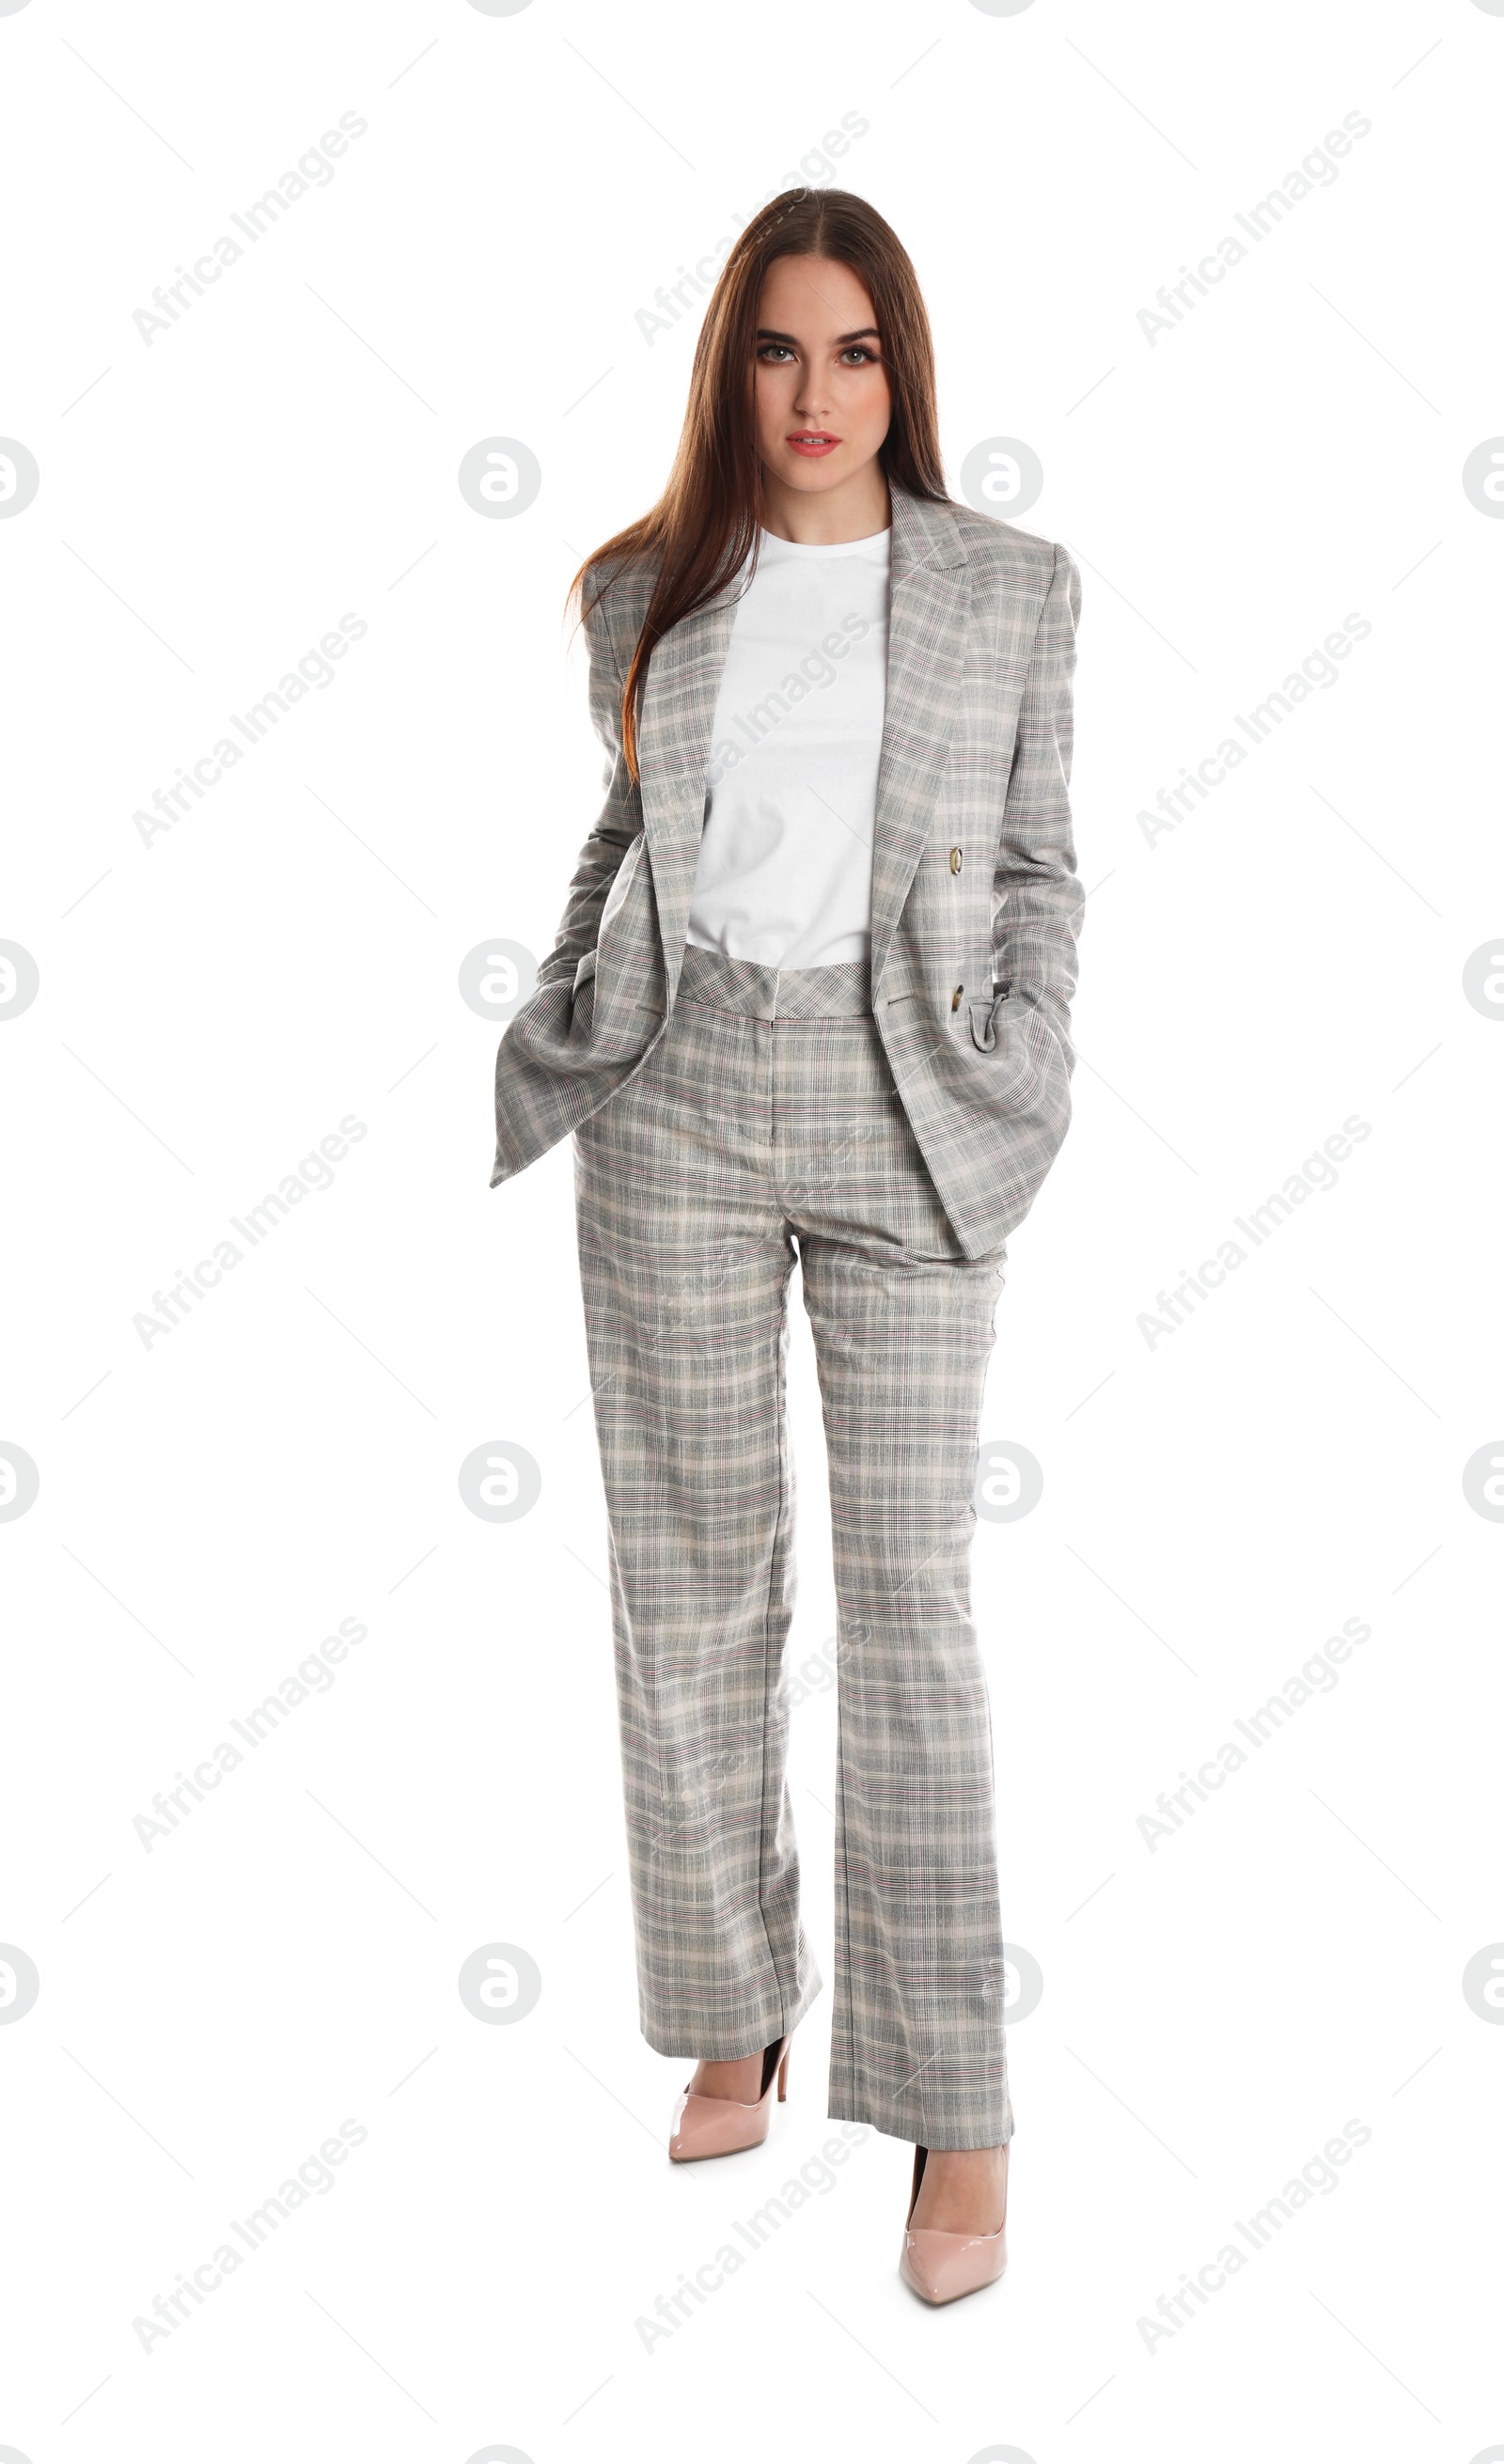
xmin=684 ymin=525 xmax=891 ymax=969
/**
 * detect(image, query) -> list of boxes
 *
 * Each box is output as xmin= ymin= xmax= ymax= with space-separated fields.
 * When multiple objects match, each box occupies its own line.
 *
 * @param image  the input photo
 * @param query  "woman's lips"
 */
xmin=786 ymin=432 xmax=839 ymax=458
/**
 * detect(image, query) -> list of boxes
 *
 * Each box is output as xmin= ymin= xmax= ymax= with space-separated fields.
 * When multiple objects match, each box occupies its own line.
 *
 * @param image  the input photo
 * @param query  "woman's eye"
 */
xmin=841 ymin=346 xmax=878 ymax=365
xmin=758 ymin=344 xmax=793 ymax=362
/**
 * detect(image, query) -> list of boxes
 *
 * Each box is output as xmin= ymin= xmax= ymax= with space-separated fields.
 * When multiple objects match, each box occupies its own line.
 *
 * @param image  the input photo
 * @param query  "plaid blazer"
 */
xmin=491 ymin=483 xmax=1084 ymax=1259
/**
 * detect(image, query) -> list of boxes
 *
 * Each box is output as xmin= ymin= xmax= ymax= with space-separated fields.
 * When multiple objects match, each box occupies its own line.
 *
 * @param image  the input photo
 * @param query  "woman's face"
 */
xmin=751 ymin=254 xmax=892 ymax=502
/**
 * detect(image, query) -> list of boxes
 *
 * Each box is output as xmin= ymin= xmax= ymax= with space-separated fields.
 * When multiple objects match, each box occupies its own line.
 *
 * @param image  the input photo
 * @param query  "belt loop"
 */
xmin=769 ymin=965 xmax=779 ymax=1023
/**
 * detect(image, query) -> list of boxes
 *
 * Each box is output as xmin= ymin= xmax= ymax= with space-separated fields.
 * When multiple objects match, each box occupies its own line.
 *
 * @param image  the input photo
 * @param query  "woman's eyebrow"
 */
xmin=755 ymin=326 xmax=882 ymax=346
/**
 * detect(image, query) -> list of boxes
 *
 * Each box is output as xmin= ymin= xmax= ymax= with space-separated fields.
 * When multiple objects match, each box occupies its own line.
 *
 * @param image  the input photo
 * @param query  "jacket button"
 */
xmin=949 ymin=846 xmax=963 ymax=873
xmin=950 ymin=984 xmax=964 ymax=1012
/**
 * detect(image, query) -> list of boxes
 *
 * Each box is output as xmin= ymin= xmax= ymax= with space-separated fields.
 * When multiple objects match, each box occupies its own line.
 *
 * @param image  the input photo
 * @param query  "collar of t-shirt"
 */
xmin=746 ymin=524 xmax=891 ymax=571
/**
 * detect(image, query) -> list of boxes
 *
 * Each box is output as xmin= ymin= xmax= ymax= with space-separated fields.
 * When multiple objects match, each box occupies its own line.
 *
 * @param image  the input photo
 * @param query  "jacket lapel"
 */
xmin=634 ymin=577 xmax=742 ymax=1010
xmin=634 ymin=484 xmax=970 ymax=1005
xmin=869 ymin=487 xmax=970 ymax=993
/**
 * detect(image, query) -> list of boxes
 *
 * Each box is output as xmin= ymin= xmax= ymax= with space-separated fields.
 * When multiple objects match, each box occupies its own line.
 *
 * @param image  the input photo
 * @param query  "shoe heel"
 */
xmin=777 ymin=2045 xmax=791 ymax=2102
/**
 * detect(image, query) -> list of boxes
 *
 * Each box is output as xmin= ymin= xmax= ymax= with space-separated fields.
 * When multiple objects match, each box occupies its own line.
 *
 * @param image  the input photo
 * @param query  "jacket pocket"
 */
xmin=968 ymin=991 xmax=1007 ymax=1052
xmin=967 ymin=995 xmax=1064 ymax=1114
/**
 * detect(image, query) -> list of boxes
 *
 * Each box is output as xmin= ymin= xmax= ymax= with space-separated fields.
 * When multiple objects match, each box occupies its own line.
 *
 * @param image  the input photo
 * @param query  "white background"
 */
xmin=2 ymin=2 xmax=1501 ymax=2458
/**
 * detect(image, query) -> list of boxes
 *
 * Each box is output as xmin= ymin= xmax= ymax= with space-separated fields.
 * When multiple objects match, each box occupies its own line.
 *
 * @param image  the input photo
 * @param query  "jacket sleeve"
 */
xmin=991 ymin=541 xmax=1085 ymax=1065
xmin=533 ymin=571 xmax=644 ymax=992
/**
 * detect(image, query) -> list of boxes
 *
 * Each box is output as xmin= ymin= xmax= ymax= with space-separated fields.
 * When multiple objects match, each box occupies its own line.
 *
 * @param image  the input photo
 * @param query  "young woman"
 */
xmin=492 ymin=188 xmax=1083 ymax=2304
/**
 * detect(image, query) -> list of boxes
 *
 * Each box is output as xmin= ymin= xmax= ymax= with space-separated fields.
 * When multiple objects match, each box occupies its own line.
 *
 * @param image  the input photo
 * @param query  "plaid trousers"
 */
xmin=573 ymin=945 xmax=1015 ymax=2148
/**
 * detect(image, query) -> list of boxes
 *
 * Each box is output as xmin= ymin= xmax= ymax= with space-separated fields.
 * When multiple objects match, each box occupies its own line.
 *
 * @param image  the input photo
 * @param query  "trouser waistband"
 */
xmin=676 ymin=944 xmax=872 ymax=1020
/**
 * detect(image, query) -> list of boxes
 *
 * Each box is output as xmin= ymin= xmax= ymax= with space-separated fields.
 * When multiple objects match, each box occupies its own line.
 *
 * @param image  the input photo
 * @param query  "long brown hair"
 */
xmin=571 ymin=187 xmax=950 ymax=780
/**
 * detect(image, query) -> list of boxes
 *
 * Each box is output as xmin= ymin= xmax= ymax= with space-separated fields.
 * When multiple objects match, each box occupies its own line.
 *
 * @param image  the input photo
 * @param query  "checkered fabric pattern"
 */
xmin=573 ymin=947 xmax=1015 ymax=2147
xmin=493 ymin=482 xmax=1084 ymax=1263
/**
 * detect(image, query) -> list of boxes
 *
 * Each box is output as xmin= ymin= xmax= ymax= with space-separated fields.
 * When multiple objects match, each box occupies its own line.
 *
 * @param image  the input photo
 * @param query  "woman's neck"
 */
xmin=760 ymin=463 xmax=891 ymax=546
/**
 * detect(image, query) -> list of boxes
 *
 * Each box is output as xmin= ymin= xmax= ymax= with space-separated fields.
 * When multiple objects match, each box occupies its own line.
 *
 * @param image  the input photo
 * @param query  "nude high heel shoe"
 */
xmin=899 ymin=2144 xmax=1010 ymax=2304
xmin=667 ymin=2037 xmax=791 ymax=2162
